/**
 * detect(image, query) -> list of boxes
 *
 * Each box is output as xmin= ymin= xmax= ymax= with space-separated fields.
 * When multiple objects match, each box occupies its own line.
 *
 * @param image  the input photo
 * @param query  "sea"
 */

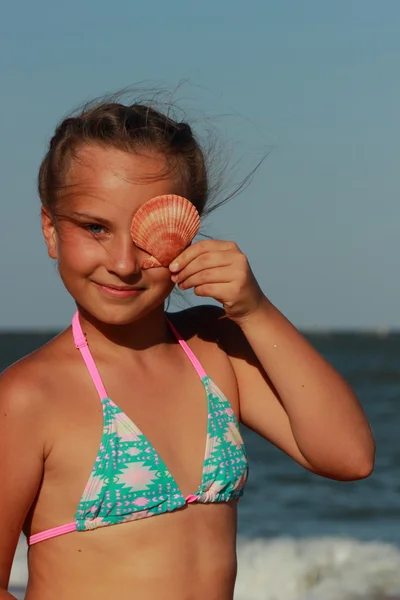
xmin=1 ymin=330 xmax=399 ymax=600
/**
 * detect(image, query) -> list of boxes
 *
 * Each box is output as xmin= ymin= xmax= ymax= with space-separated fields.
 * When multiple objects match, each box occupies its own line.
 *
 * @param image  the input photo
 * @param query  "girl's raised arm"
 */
xmin=0 ymin=365 xmax=45 ymax=596
xmin=217 ymin=301 xmax=375 ymax=480
xmin=171 ymin=240 xmax=375 ymax=481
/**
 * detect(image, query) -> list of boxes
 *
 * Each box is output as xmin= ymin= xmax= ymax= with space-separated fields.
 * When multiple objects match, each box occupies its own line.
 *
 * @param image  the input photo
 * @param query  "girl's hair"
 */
xmin=38 ymin=100 xmax=209 ymax=216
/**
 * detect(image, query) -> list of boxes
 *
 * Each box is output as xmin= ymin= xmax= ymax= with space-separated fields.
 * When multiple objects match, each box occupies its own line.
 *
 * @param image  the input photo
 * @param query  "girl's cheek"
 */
xmin=58 ymin=238 xmax=100 ymax=268
xmin=147 ymin=268 xmax=175 ymax=293
xmin=157 ymin=269 xmax=175 ymax=285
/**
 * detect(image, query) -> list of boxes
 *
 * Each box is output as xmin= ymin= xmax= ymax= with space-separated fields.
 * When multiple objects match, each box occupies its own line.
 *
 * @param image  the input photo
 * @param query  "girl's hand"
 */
xmin=169 ymin=240 xmax=266 ymax=322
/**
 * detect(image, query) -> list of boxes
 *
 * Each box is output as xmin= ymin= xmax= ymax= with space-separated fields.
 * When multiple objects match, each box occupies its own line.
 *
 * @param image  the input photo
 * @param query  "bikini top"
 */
xmin=28 ymin=312 xmax=248 ymax=545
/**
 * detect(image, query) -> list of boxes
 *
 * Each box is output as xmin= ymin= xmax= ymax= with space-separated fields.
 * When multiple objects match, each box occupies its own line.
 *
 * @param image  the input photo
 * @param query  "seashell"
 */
xmin=141 ymin=256 xmax=163 ymax=270
xmin=131 ymin=195 xmax=200 ymax=269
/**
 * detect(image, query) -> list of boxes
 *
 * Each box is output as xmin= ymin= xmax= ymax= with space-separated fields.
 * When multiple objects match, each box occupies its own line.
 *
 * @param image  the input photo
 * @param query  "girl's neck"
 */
xmin=75 ymin=304 xmax=174 ymax=355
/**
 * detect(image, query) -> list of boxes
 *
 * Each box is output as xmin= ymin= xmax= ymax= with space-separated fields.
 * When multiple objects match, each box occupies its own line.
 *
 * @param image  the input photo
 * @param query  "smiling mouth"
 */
xmin=92 ymin=281 xmax=145 ymax=298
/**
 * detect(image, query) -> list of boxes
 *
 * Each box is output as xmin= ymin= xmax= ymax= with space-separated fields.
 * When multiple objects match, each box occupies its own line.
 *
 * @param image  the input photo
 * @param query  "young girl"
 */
xmin=0 ymin=98 xmax=374 ymax=600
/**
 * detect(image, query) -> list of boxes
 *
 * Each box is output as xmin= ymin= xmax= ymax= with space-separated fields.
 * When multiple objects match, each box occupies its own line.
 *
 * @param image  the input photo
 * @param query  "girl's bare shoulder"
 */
xmin=167 ymin=305 xmax=237 ymax=372
xmin=169 ymin=305 xmax=244 ymax=409
xmin=168 ymin=304 xmax=247 ymax=355
xmin=0 ymin=328 xmax=75 ymax=412
xmin=167 ymin=304 xmax=225 ymax=345
xmin=170 ymin=304 xmax=260 ymax=378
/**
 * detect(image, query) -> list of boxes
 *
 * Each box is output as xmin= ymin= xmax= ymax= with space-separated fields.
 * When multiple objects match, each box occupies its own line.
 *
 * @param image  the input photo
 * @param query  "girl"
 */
xmin=0 ymin=98 xmax=375 ymax=600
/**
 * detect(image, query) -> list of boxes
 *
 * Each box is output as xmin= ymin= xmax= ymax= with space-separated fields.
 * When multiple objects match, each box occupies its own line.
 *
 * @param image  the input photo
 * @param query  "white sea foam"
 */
xmin=8 ymin=539 xmax=28 ymax=599
xmin=9 ymin=536 xmax=400 ymax=599
xmin=235 ymin=537 xmax=400 ymax=600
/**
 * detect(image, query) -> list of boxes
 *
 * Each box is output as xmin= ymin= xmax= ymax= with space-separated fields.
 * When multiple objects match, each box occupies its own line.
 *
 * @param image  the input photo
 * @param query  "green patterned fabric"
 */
xmin=75 ymin=376 xmax=248 ymax=530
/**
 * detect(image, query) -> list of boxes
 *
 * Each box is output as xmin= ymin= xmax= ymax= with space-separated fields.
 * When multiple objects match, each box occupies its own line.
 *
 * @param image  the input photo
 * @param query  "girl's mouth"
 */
xmin=92 ymin=281 xmax=145 ymax=298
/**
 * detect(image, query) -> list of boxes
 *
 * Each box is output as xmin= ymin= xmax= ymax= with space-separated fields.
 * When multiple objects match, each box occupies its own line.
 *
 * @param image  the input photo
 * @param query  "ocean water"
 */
xmin=2 ymin=330 xmax=400 ymax=600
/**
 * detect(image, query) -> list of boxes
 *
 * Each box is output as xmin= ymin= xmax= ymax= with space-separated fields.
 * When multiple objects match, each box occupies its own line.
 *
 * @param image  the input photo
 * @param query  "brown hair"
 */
xmin=38 ymin=101 xmax=209 ymax=216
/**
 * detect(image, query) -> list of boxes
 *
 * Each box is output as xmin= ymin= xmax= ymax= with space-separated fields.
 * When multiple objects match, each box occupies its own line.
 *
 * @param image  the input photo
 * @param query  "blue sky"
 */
xmin=1 ymin=1 xmax=399 ymax=330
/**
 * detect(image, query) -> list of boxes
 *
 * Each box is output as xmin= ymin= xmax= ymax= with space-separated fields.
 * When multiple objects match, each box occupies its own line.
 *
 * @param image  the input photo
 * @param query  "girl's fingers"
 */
xmin=170 ymin=240 xmax=238 ymax=272
xmin=171 ymin=251 xmax=232 ymax=284
xmin=176 ymin=267 xmax=234 ymax=290
xmin=193 ymin=282 xmax=232 ymax=299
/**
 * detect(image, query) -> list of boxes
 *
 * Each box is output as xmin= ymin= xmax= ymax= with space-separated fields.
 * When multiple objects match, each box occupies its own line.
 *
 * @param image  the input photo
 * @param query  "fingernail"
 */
xmin=171 ymin=274 xmax=178 ymax=282
xmin=169 ymin=262 xmax=179 ymax=272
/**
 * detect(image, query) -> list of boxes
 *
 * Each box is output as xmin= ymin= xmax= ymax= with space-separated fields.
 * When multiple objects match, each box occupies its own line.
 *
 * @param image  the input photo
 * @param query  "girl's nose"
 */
xmin=106 ymin=235 xmax=141 ymax=278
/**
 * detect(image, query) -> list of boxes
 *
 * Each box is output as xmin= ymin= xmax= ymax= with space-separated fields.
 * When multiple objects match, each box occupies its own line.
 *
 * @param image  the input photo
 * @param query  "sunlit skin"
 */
xmin=0 ymin=145 xmax=374 ymax=600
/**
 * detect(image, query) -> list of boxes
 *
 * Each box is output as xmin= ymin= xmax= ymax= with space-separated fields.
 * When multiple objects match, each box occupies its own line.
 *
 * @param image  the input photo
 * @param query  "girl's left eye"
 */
xmin=84 ymin=223 xmax=106 ymax=236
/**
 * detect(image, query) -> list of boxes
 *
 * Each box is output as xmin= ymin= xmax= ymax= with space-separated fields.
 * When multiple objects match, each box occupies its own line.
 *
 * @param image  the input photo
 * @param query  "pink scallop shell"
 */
xmin=131 ymin=195 xmax=200 ymax=269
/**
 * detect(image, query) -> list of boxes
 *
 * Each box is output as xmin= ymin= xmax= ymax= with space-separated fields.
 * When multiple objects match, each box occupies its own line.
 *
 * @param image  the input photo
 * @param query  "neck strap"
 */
xmin=71 ymin=311 xmax=207 ymax=400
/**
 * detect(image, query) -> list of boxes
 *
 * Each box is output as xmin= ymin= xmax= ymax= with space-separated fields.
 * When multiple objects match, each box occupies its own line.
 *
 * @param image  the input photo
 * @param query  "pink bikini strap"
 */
xmin=28 ymin=522 xmax=76 ymax=545
xmin=165 ymin=316 xmax=207 ymax=379
xmin=72 ymin=312 xmax=108 ymax=400
xmin=72 ymin=312 xmax=206 ymax=392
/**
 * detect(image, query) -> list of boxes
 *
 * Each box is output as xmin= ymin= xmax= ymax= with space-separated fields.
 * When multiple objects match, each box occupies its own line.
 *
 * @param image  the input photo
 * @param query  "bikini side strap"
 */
xmin=165 ymin=315 xmax=207 ymax=379
xmin=72 ymin=312 xmax=108 ymax=399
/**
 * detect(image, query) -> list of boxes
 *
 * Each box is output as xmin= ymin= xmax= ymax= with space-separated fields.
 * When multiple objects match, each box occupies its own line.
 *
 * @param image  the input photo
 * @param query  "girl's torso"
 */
xmin=22 ymin=307 xmax=247 ymax=600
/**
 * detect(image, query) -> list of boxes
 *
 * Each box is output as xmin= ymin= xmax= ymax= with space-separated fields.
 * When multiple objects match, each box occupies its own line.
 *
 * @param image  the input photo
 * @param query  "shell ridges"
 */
xmin=131 ymin=195 xmax=200 ymax=268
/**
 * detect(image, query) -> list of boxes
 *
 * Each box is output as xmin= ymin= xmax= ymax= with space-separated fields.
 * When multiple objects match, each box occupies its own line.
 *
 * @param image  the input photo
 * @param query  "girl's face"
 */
xmin=42 ymin=145 xmax=186 ymax=325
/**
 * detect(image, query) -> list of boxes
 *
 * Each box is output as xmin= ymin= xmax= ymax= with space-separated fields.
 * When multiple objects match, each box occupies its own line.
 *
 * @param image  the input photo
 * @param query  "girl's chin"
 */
xmin=76 ymin=297 xmax=167 ymax=326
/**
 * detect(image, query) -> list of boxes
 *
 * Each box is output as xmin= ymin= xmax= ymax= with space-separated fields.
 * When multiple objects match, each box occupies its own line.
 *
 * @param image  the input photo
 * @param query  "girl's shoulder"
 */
xmin=166 ymin=304 xmax=240 ymax=357
xmin=167 ymin=305 xmax=228 ymax=366
xmin=0 ymin=328 xmax=74 ymax=412
xmin=167 ymin=304 xmax=249 ymax=357
xmin=168 ymin=306 xmax=250 ymax=413
xmin=166 ymin=304 xmax=224 ymax=339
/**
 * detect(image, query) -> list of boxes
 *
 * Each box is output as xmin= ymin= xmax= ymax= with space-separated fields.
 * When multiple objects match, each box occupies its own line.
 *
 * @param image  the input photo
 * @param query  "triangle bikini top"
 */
xmin=28 ymin=312 xmax=248 ymax=545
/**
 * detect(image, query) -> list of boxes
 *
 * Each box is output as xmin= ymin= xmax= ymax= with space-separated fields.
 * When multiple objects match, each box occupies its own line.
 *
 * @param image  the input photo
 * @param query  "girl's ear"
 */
xmin=41 ymin=207 xmax=57 ymax=259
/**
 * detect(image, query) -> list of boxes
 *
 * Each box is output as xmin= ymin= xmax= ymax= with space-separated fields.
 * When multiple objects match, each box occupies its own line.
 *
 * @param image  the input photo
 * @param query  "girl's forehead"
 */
xmin=65 ymin=145 xmax=186 ymax=214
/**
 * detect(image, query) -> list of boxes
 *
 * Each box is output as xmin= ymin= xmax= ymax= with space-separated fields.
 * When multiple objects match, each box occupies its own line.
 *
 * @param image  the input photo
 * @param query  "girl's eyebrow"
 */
xmin=71 ymin=212 xmax=113 ymax=227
